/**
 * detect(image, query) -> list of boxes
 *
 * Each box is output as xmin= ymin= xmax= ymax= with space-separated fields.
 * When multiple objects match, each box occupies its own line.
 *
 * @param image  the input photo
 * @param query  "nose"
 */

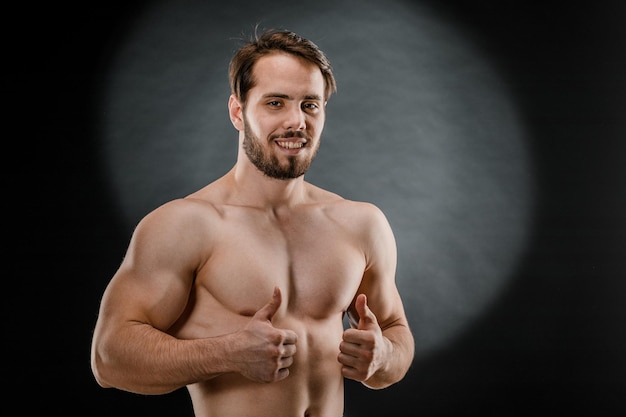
xmin=283 ymin=104 xmax=306 ymax=131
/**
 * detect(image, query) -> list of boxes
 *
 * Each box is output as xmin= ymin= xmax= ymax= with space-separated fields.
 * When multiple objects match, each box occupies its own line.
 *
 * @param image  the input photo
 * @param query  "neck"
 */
xmin=228 ymin=162 xmax=307 ymax=209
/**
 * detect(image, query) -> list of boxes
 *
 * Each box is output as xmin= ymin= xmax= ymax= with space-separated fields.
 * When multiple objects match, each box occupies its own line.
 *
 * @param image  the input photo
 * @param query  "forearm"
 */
xmin=91 ymin=322 xmax=231 ymax=394
xmin=363 ymin=324 xmax=415 ymax=389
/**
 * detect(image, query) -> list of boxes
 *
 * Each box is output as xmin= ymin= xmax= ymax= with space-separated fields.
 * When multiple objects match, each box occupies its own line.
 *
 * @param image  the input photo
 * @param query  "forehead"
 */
xmin=250 ymin=52 xmax=325 ymax=98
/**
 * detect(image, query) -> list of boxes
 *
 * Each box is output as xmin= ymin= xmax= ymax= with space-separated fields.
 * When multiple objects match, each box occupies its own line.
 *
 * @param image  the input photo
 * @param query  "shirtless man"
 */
xmin=90 ymin=29 xmax=415 ymax=417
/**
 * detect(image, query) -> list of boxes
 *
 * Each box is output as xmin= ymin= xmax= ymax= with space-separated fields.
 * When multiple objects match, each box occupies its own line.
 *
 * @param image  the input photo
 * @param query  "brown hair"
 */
xmin=229 ymin=28 xmax=337 ymax=105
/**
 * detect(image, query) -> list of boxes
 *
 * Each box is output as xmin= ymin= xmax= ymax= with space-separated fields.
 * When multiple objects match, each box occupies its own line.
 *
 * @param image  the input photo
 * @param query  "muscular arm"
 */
xmin=340 ymin=203 xmax=415 ymax=389
xmin=90 ymin=200 xmax=296 ymax=394
xmin=91 ymin=200 xmax=226 ymax=393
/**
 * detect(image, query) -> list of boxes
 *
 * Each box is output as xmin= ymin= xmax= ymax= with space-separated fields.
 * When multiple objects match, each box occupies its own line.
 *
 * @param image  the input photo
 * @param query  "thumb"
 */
xmin=355 ymin=294 xmax=378 ymax=330
xmin=255 ymin=286 xmax=282 ymax=322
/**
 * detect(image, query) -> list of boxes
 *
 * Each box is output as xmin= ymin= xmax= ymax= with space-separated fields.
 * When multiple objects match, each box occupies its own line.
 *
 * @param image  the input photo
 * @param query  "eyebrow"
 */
xmin=262 ymin=93 xmax=323 ymax=101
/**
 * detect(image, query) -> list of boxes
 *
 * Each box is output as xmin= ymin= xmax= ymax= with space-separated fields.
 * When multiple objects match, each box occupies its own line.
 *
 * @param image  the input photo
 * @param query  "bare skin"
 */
xmin=91 ymin=51 xmax=414 ymax=417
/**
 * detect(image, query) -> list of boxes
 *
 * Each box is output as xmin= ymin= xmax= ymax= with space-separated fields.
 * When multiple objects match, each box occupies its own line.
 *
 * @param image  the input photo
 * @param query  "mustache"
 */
xmin=271 ymin=131 xmax=311 ymax=141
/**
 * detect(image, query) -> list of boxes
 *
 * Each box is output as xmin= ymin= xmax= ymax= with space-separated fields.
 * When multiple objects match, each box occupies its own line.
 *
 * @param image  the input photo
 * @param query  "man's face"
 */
xmin=241 ymin=52 xmax=327 ymax=179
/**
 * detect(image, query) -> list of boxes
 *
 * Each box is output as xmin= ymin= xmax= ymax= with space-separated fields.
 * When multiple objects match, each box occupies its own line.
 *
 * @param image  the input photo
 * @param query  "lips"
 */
xmin=276 ymin=140 xmax=305 ymax=149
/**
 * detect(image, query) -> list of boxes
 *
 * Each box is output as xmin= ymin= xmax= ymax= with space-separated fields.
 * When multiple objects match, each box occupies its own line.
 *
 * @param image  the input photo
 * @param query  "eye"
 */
xmin=303 ymin=102 xmax=320 ymax=112
xmin=267 ymin=100 xmax=283 ymax=108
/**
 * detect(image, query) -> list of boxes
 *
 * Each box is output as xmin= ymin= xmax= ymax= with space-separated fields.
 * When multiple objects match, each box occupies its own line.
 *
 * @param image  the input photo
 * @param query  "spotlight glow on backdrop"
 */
xmin=98 ymin=0 xmax=533 ymax=359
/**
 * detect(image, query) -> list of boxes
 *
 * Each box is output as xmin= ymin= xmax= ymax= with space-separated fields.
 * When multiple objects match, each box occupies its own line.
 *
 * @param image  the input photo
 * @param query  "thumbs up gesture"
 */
xmin=338 ymin=294 xmax=390 ymax=383
xmin=235 ymin=287 xmax=298 ymax=383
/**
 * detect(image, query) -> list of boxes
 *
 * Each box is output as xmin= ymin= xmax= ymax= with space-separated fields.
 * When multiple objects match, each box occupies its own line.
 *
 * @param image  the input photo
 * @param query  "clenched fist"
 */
xmin=338 ymin=294 xmax=390 ymax=383
xmin=234 ymin=287 xmax=298 ymax=383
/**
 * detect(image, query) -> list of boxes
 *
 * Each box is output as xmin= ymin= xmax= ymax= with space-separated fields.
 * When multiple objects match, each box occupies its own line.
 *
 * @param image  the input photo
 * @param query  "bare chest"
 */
xmin=195 ymin=207 xmax=366 ymax=323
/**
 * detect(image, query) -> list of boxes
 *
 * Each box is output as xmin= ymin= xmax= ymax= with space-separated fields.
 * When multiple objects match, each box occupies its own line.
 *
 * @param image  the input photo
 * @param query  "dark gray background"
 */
xmin=7 ymin=0 xmax=625 ymax=416
xmin=99 ymin=0 xmax=532 ymax=362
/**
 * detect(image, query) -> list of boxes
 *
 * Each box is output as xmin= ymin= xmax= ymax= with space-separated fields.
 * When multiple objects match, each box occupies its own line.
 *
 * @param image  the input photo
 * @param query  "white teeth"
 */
xmin=277 ymin=141 xmax=304 ymax=149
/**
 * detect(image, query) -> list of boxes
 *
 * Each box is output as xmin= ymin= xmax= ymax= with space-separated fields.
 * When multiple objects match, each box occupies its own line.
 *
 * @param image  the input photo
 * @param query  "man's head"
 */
xmin=228 ymin=29 xmax=336 ymax=180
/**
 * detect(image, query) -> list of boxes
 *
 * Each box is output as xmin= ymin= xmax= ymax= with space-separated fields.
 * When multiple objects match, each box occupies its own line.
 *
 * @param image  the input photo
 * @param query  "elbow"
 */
xmin=361 ymin=365 xmax=411 ymax=390
xmin=90 ymin=342 xmax=179 ymax=395
xmin=91 ymin=347 xmax=114 ymax=388
xmin=91 ymin=337 xmax=127 ymax=390
xmin=363 ymin=332 xmax=415 ymax=390
xmin=92 ymin=372 xmax=113 ymax=389
xmin=362 ymin=379 xmax=392 ymax=390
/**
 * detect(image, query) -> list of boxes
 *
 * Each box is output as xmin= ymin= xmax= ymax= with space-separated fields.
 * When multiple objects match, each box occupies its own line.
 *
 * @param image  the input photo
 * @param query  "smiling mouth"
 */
xmin=276 ymin=140 xmax=305 ymax=149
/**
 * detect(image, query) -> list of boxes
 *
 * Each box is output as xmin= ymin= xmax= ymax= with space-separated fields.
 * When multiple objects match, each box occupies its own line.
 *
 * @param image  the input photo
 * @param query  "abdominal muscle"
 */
xmin=185 ymin=315 xmax=347 ymax=417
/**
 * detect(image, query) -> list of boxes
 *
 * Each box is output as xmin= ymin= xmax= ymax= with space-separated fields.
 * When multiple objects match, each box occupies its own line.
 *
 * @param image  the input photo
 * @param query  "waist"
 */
xmin=188 ymin=367 xmax=345 ymax=417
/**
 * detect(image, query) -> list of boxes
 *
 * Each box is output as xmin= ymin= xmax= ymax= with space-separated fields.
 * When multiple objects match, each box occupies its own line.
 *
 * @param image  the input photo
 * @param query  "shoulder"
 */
xmin=320 ymin=196 xmax=397 ymax=271
xmin=125 ymin=197 xmax=223 ymax=268
xmin=307 ymin=185 xmax=391 ymax=232
xmin=331 ymin=200 xmax=387 ymax=228
xmin=131 ymin=197 xmax=223 ymax=248
xmin=309 ymin=184 xmax=385 ymax=218
xmin=139 ymin=197 xmax=220 ymax=227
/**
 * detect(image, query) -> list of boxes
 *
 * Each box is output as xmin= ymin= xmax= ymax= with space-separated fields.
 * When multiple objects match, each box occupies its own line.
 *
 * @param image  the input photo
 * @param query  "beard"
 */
xmin=242 ymin=117 xmax=319 ymax=180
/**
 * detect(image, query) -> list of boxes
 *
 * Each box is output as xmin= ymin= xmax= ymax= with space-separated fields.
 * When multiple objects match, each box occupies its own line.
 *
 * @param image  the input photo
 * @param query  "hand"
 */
xmin=235 ymin=287 xmax=298 ymax=383
xmin=338 ymin=294 xmax=389 ymax=382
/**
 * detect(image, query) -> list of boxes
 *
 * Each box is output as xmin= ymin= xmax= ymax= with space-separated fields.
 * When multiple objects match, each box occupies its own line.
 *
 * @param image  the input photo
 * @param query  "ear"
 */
xmin=228 ymin=94 xmax=244 ymax=131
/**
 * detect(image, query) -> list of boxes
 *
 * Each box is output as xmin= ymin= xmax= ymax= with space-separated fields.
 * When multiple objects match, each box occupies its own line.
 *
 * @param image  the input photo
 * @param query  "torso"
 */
xmin=169 ymin=181 xmax=369 ymax=417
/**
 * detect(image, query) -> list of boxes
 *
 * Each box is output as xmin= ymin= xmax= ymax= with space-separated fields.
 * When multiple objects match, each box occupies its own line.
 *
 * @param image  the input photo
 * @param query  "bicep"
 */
xmin=98 ymin=203 xmax=205 ymax=331
xmin=100 ymin=264 xmax=192 ymax=333
xmin=351 ymin=204 xmax=407 ymax=329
